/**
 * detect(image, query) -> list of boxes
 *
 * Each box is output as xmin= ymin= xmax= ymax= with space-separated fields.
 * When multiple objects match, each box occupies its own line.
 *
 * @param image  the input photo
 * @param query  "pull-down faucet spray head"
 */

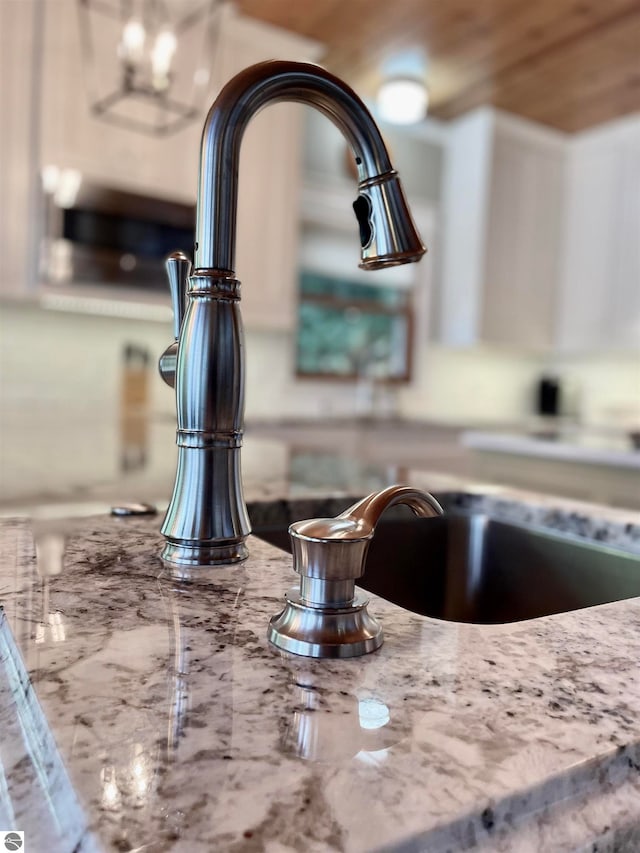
xmin=353 ymin=173 xmax=426 ymax=269
xmin=161 ymin=61 xmax=426 ymax=570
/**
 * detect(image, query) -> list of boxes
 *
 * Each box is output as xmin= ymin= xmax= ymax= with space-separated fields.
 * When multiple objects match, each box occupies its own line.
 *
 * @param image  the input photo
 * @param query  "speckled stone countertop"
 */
xmin=1 ymin=479 xmax=640 ymax=853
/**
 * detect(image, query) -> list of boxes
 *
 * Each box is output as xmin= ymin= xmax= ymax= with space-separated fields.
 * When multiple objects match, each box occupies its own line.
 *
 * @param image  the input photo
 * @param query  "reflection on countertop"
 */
xmin=0 ymin=412 xmax=473 ymax=516
xmin=4 ymin=411 xmax=640 ymax=518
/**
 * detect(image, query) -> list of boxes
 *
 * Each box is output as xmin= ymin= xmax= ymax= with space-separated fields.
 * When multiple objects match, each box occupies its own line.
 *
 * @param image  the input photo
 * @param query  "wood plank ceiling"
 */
xmin=236 ymin=0 xmax=640 ymax=132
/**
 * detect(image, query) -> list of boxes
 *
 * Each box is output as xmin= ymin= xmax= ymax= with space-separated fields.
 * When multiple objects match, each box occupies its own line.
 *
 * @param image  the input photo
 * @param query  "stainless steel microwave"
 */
xmin=41 ymin=173 xmax=195 ymax=292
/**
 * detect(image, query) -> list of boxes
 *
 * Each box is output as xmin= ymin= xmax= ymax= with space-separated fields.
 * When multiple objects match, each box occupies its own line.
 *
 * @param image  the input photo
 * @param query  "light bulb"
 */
xmin=41 ymin=164 xmax=60 ymax=194
xmin=53 ymin=168 xmax=82 ymax=209
xmin=121 ymin=18 xmax=146 ymax=63
xmin=152 ymin=29 xmax=177 ymax=76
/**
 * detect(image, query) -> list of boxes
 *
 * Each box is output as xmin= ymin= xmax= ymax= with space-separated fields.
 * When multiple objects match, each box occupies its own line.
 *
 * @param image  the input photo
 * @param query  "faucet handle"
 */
xmin=267 ymin=485 xmax=443 ymax=659
xmin=159 ymin=251 xmax=191 ymax=389
xmin=166 ymin=251 xmax=192 ymax=341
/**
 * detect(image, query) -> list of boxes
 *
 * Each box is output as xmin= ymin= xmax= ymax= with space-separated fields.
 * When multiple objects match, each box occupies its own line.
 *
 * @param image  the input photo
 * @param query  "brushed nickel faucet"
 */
xmin=159 ymin=60 xmax=426 ymax=569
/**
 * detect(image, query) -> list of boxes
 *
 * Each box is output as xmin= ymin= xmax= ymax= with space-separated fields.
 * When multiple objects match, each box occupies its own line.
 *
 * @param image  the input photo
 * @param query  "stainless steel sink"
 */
xmin=252 ymin=511 xmax=640 ymax=624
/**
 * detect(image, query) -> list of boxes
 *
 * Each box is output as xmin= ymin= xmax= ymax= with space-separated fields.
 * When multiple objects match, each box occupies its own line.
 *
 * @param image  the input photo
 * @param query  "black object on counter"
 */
xmin=536 ymin=376 xmax=561 ymax=416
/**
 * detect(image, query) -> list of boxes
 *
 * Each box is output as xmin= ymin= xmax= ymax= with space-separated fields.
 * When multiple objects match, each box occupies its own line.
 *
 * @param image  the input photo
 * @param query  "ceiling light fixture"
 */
xmin=376 ymin=76 xmax=429 ymax=125
xmin=376 ymin=48 xmax=429 ymax=126
xmin=77 ymin=0 xmax=223 ymax=137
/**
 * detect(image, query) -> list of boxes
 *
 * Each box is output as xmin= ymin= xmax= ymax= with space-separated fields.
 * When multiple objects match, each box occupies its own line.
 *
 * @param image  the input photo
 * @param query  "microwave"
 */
xmin=41 ymin=173 xmax=195 ymax=292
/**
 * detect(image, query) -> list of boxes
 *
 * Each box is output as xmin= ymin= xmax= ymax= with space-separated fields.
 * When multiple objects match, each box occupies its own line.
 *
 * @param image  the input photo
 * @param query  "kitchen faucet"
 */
xmin=159 ymin=60 xmax=426 ymax=569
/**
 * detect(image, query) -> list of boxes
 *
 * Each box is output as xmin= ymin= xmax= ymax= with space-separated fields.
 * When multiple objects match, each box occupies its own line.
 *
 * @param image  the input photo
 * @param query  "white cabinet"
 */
xmin=482 ymin=121 xmax=564 ymax=348
xmin=557 ymin=117 xmax=640 ymax=352
xmin=438 ymin=108 xmax=565 ymax=350
xmin=438 ymin=108 xmax=640 ymax=354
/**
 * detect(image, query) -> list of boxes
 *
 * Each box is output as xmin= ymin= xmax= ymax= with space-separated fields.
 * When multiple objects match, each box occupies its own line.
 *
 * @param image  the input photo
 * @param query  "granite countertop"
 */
xmin=1 ymin=479 xmax=640 ymax=853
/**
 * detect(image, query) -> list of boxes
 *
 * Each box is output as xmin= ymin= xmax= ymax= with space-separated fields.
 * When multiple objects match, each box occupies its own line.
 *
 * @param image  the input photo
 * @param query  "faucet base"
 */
xmin=161 ymin=539 xmax=248 ymax=569
xmin=267 ymin=588 xmax=383 ymax=658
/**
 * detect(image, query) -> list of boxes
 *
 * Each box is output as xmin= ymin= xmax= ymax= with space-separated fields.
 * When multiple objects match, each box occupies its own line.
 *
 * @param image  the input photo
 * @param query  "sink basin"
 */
xmin=252 ymin=511 xmax=640 ymax=624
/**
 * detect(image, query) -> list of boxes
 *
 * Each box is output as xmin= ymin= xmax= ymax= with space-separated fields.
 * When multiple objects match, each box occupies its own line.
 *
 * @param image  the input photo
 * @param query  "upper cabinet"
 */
xmin=557 ymin=116 xmax=640 ymax=353
xmin=438 ymin=107 xmax=640 ymax=353
xmin=438 ymin=109 xmax=565 ymax=350
xmin=481 ymin=119 xmax=565 ymax=349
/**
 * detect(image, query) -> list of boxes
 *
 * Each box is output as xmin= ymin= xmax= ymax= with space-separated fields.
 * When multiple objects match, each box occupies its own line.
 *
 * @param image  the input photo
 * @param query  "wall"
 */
xmin=0 ymin=301 xmax=174 ymax=504
xmin=544 ymin=353 xmax=640 ymax=427
xmin=398 ymin=345 xmax=542 ymax=425
xmin=0 ymin=301 xmax=387 ymax=429
xmin=397 ymin=344 xmax=640 ymax=428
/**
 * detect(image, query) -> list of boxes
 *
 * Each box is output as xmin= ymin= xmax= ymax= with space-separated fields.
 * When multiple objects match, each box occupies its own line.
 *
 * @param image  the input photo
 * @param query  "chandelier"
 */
xmin=77 ymin=0 xmax=222 ymax=136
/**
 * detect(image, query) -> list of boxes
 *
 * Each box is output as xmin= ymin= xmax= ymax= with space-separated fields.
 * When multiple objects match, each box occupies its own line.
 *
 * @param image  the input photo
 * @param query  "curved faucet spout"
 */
xmin=196 ymin=60 xmax=426 ymax=272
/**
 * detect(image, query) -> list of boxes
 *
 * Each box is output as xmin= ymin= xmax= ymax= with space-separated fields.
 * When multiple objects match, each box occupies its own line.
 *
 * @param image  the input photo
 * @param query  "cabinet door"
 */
xmin=437 ymin=110 xmax=563 ymax=350
xmin=609 ymin=142 xmax=640 ymax=350
xmin=482 ymin=124 xmax=564 ymax=349
xmin=558 ymin=123 xmax=640 ymax=352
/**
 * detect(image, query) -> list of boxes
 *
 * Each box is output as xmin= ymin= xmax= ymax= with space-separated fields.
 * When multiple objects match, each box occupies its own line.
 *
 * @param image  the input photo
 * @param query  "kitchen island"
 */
xmin=462 ymin=428 xmax=640 ymax=510
xmin=1 ymin=475 xmax=640 ymax=853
